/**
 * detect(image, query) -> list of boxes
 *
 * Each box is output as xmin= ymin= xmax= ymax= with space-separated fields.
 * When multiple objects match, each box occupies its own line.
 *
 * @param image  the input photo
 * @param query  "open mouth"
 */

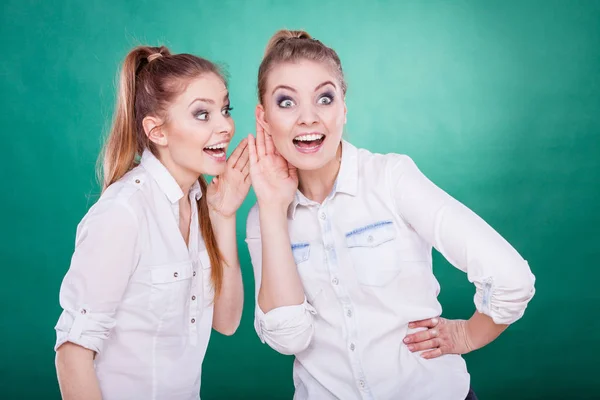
xmin=293 ymin=133 xmax=326 ymax=153
xmin=203 ymin=142 xmax=228 ymax=162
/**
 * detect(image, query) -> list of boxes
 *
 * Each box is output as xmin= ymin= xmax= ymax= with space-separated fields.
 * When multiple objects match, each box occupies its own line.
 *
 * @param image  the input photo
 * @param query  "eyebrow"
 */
xmin=188 ymin=93 xmax=230 ymax=107
xmin=272 ymin=81 xmax=337 ymax=95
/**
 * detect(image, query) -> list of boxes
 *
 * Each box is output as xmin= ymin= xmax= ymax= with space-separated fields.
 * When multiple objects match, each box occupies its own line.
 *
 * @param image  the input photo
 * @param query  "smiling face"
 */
xmin=257 ymin=60 xmax=346 ymax=171
xmin=145 ymin=73 xmax=235 ymax=177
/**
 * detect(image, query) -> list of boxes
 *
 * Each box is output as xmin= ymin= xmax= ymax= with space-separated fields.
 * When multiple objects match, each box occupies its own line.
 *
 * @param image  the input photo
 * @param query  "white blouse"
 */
xmin=55 ymin=150 xmax=215 ymax=400
xmin=246 ymin=140 xmax=535 ymax=400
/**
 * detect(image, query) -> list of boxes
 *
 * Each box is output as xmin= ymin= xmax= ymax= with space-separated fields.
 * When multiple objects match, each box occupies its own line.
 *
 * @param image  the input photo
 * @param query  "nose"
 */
xmin=214 ymin=113 xmax=234 ymax=138
xmin=297 ymin=104 xmax=319 ymax=127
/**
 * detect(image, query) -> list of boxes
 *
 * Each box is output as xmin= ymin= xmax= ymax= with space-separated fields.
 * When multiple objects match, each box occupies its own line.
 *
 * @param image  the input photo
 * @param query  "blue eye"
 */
xmin=318 ymin=93 xmax=334 ymax=105
xmin=195 ymin=111 xmax=209 ymax=121
xmin=222 ymin=106 xmax=233 ymax=117
xmin=277 ymin=96 xmax=295 ymax=108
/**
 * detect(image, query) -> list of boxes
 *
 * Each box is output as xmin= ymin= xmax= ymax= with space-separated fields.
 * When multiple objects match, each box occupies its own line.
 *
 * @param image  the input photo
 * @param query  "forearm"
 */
xmin=209 ymin=211 xmax=243 ymax=335
xmin=56 ymin=342 xmax=102 ymax=400
xmin=257 ymin=204 xmax=305 ymax=313
xmin=464 ymin=311 xmax=508 ymax=351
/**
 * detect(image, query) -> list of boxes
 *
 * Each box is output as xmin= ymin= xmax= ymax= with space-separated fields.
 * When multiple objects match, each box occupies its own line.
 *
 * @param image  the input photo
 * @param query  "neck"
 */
xmin=298 ymin=143 xmax=342 ymax=204
xmin=157 ymin=149 xmax=199 ymax=197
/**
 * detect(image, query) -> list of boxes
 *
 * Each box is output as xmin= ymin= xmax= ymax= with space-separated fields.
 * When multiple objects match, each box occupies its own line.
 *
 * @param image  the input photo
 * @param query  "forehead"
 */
xmin=267 ymin=60 xmax=340 ymax=92
xmin=175 ymin=73 xmax=228 ymax=104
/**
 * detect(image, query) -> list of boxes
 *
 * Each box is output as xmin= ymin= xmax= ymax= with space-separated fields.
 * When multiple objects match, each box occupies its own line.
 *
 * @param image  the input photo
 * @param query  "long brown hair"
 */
xmin=258 ymin=29 xmax=347 ymax=104
xmin=100 ymin=45 xmax=225 ymax=297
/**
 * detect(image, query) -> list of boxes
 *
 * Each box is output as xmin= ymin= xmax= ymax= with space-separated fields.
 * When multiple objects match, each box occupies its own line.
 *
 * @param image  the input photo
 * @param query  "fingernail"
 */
xmin=421 ymin=353 xmax=429 ymax=359
xmin=407 ymin=345 xmax=414 ymax=351
xmin=432 ymin=318 xmax=438 ymax=325
xmin=408 ymin=323 xmax=415 ymax=328
xmin=431 ymin=329 xmax=438 ymax=337
xmin=403 ymin=337 xmax=411 ymax=343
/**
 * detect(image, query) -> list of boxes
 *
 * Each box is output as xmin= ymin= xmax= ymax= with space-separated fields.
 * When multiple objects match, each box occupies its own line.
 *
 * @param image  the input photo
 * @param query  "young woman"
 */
xmin=246 ymin=30 xmax=536 ymax=400
xmin=54 ymin=46 xmax=249 ymax=400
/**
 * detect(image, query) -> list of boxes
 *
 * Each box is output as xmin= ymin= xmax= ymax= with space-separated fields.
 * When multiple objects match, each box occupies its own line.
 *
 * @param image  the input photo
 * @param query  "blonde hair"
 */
xmin=257 ymin=29 xmax=347 ymax=104
xmin=99 ymin=45 xmax=226 ymax=296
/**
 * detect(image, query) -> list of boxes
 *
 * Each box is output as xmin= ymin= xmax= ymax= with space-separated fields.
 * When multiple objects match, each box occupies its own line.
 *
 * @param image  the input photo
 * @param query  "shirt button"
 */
xmin=192 ymin=295 xmax=196 ymax=301
xmin=350 ymin=343 xmax=355 ymax=351
xmin=135 ymin=179 xmax=140 ymax=184
xmin=191 ymin=318 xmax=196 ymax=324
xmin=319 ymin=212 xmax=326 ymax=220
xmin=367 ymin=235 xmax=374 ymax=243
xmin=193 ymin=271 xmax=197 ymax=277
xmin=332 ymin=277 xmax=339 ymax=285
xmin=346 ymin=309 xmax=352 ymax=317
xmin=325 ymin=243 xmax=333 ymax=250
xmin=80 ymin=309 xmax=87 ymax=315
xmin=173 ymin=272 xmax=179 ymax=278
xmin=359 ymin=380 xmax=365 ymax=388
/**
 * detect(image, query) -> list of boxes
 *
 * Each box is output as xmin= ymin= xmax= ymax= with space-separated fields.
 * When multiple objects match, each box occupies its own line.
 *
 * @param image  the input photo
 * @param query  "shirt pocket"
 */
xmin=291 ymin=242 xmax=323 ymax=303
xmin=149 ymin=261 xmax=193 ymax=317
xmin=199 ymin=250 xmax=214 ymax=307
xmin=345 ymin=220 xmax=402 ymax=287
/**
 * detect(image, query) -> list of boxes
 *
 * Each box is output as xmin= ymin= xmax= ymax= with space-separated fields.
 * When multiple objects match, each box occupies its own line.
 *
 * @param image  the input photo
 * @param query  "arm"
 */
xmin=392 ymin=155 xmax=535 ymax=356
xmin=54 ymin=200 xmax=139 ymax=397
xmin=209 ymin=211 xmax=244 ymax=336
xmin=246 ymin=206 xmax=316 ymax=355
xmin=205 ymin=139 xmax=252 ymax=335
xmin=245 ymin=124 xmax=316 ymax=354
xmin=56 ymin=343 xmax=102 ymax=400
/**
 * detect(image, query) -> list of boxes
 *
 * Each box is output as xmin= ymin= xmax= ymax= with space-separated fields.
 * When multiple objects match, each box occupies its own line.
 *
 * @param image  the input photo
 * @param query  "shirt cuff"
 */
xmin=54 ymin=307 xmax=116 ymax=354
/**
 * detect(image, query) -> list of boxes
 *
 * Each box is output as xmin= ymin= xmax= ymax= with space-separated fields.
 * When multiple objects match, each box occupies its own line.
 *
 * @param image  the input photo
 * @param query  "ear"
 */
xmin=255 ymin=104 xmax=269 ymax=133
xmin=142 ymin=115 xmax=168 ymax=147
xmin=343 ymin=98 xmax=348 ymax=124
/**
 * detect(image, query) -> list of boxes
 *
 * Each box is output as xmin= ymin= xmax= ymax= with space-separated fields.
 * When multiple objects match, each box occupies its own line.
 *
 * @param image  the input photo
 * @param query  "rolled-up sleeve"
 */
xmin=54 ymin=200 xmax=140 ymax=353
xmin=245 ymin=205 xmax=316 ymax=355
xmin=389 ymin=155 xmax=535 ymax=325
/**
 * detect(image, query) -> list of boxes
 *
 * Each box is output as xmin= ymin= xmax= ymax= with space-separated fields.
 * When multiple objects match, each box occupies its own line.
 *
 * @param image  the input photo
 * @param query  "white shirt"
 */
xmin=55 ymin=150 xmax=215 ymax=400
xmin=246 ymin=140 xmax=536 ymax=400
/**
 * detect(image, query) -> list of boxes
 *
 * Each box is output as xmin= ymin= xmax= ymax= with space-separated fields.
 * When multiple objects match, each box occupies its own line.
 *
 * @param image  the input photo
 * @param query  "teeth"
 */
xmin=205 ymin=143 xmax=227 ymax=150
xmin=295 ymin=134 xmax=324 ymax=142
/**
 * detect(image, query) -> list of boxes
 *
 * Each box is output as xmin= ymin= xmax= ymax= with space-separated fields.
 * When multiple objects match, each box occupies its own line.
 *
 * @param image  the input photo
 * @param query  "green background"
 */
xmin=2 ymin=0 xmax=599 ymax=399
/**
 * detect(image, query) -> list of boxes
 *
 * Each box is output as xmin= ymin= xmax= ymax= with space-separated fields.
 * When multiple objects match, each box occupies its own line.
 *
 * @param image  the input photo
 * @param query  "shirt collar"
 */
xmin=288 ymin=140 xmax=359 ymax=219
xmin=140 ymin=149 xmax=202 ymax=204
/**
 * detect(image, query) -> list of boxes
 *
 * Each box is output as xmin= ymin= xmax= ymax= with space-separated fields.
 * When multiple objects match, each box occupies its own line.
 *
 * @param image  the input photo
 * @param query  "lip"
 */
xmin=203 ymin=141 xmax=229 ymax=163
xmin=293 ymin=133 xmax=326 ymax=154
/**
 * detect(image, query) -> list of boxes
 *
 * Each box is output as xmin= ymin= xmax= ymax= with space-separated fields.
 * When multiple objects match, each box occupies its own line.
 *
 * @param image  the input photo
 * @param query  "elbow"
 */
xmin=214 ymin=320 xmax=241 ymax=336
xmin=256 ymin=315 xmax=315 ymax=355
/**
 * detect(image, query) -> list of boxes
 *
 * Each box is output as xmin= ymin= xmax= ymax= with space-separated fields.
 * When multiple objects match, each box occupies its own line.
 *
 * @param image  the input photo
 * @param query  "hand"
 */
xmin=403 ymin=317 xmax=474 ymax=359
xmin=247 ymin=121 xmax=298 ymax=210
xmin=206 ymin=138 xmax=251 ymax=218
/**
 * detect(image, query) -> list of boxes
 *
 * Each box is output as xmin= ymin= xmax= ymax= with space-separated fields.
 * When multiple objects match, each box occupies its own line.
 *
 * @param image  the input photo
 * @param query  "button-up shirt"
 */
xmin=55 ymin=150 xmax=215 ymax=400
xmin=246 ymin=140 xmax=535 ymax=400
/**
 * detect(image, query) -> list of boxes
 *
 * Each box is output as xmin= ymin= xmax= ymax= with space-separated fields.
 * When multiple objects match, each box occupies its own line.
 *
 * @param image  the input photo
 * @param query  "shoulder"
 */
xmin=352 ymin=145 xmax=419 ymax=179
xmin=80 ymin=166 xmax=149 ymax=231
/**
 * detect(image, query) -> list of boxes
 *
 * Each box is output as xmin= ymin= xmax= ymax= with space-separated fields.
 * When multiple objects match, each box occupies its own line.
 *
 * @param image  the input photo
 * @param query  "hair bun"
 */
xmin=264 ymin=29 xmax=313 ymax=56
xmin=147 ymin=53 xmax=163 ymax=62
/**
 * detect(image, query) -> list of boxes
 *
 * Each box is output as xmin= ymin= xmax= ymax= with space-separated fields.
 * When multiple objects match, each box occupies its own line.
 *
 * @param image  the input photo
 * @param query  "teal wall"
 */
xmin=1 ymin=1 xmax=599 ymax=398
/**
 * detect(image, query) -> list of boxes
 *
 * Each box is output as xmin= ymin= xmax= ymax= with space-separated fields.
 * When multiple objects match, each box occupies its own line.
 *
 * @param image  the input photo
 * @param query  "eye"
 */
xmin=277 ymin=96 xmax=295 ymax=108
xmin=195 ymin=110 xmax=209 ymax=121
xmin=222 ymin=106 xmax=233 ymax=117
xmin=317 ymin=93 xmax=334 ymax=105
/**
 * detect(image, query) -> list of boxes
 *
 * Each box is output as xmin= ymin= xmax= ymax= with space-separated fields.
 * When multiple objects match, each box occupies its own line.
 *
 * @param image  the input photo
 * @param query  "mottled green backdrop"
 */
xmin=1 ymin=0 xmax=599 ymax=399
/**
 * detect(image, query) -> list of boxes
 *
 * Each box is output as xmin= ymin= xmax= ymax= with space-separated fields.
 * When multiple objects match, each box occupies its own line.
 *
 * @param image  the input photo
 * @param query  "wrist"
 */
xmin=208 ymin=207 xmax=236 ymax=223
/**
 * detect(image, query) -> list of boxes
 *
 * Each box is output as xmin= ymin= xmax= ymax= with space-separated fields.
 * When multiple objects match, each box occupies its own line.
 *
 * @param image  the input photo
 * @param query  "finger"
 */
xmin=247 ymin=134 xmax=258 ymax=166
xmin=288 ymin=162 xmax=298 ymax=182
xmin=406 ymin=338 xmax=441 ymax=353
xmin=234 ymin=141 xmax=250 ymax=171
xmin=265 ymin=132 xmax=275 ymax=155
xmin=408 ymin=317 xmax=439 ymax=329
xmin=421 ymin=348 xmax=443 ymax=359
xmin=404 ymin=328 xmax=439 ymax=345
xmin=229 ymin=138 xmax=248 ymax=169
xmin=256 ymin=121 xmax=266 ymax=157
